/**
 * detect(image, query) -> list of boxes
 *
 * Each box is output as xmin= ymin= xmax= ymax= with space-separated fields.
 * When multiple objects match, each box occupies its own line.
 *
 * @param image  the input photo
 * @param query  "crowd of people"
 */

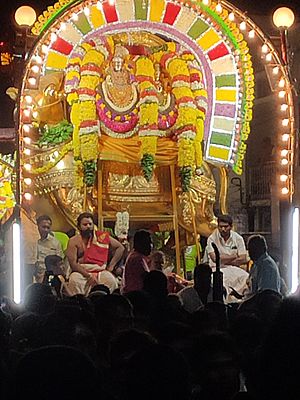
xmin=0 ymin=210 xmax=297 ymax=400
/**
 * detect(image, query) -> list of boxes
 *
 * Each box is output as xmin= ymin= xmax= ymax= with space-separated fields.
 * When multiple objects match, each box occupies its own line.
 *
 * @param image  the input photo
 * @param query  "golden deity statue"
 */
xmin=101 ymin=44 xmax=138 ymax=112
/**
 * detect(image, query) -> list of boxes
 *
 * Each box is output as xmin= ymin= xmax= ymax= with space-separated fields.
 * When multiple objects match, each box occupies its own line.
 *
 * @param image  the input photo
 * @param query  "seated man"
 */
xmin=66 ymin=212 xmax=124 ymax=295
xmin=206 ymin=214 xmax=249 ymax=303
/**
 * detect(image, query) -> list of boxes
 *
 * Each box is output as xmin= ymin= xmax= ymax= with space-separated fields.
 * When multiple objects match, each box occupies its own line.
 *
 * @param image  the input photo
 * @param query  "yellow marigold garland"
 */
xmin=66 ymin=42 xmax=106 ymax=187
xmin=166 ymin=57 xmax=198 ymax=191
xmin=136 ymin=56 xmax=159 ymax=181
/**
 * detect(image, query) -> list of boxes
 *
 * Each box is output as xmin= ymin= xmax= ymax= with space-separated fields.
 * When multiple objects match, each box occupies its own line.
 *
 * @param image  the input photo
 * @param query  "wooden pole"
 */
xmin=170 ymin=164 xmax=181 ymax=276
xmin=97 ymin=160 xmax=103 ymax=230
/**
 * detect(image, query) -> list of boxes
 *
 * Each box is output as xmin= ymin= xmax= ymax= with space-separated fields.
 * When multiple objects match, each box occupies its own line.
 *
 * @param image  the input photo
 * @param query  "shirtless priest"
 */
xmin=66 ymin=212 xmax=124 ymax=295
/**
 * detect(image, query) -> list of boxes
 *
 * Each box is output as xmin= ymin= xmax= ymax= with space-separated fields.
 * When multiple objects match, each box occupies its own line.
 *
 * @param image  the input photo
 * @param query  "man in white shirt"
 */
xmin=206 ymin=214 xmax=249 ymax=302
xmin=36 ymin=215 xmax=64 ymax=283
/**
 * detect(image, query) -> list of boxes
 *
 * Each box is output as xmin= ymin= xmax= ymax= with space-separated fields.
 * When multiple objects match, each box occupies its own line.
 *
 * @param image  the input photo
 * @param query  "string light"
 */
xmin=24 ymin=193 xmax=32 ymax=201
xmin=262 ymin=44 xmax=269 ymax=53
xmin=273 ymin=66 xmax=279 ymax=75
xmin=278 ymin=90 xmax=286 ymax=98
xmin=281 ymin=158 xmax=289 ymax=166
xmin=24 ymin=178 xmax=32 ymax=186
xmin=248 ymin=30 xmax=255 ymax=39
xmin=280 ymin=175 xmax=288 ymax=182
xmin=31 ymin=65 xmax=39 ymax=74
xmin=281 ymin=149 xmax=289 ymax=157
xmin=216 ymin=3 xmax=222 ymax=13
xmin=282 ymin=134 xmax=290 ymax=141
xmin=228 ymin=12 xmax=235 ymax=21
xmin=281 ymin=187 xmax=289 ymax=195
xmin=282 ymin=118 xmax=289 ymax=126
xmin=23 ymin=148 xmax=31 ymax=156
xmin=239 ymin=21 xmax=246 ymax=30
xmin=281 ymin=104 xmax=288 ymax=112
xmin=24 ymin=163 xmax=32 ymax=171
xmin=23 ymin=137 xmax=31 ymax=145
xmin=279 ymin=78 xmax=285 ymax=88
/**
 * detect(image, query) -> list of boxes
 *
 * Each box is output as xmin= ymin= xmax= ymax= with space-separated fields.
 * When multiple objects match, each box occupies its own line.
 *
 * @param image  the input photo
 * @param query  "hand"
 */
xmin=86 ymin=274 xmax=98 ymax=288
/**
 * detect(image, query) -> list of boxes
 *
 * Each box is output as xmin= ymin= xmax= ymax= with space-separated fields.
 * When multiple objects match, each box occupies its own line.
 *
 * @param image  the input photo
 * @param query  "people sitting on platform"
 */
xmin=35 ymin=215 xmax=64 ymax=284
xmin=206 ymin=214 xmax=249 ymax=303
xmin=66 ymin=212 xmax=124 ymax=296
xmin=247 ymin=234 xmax=281 ymax=296
xmin=121 ymin=229 xmax=152 ymax=294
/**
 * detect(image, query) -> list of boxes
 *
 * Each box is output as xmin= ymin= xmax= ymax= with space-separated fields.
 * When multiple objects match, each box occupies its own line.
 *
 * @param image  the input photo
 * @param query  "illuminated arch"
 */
xmin=22 ymin=0 xmax=254 ymax=173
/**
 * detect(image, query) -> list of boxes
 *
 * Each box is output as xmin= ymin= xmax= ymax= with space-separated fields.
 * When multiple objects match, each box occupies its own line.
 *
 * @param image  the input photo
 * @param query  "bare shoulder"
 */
xmin=68 ymin=234 xmax=81 ymax=247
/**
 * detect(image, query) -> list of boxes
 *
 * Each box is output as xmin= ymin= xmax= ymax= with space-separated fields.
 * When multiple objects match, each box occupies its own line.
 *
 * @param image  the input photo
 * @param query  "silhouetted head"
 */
xmin=247 ymin=234 xmax=267 ymax=261
xmin=143 ymin=270 xmax=168 ymax=298
xmin=133 ymin=230 xmax=152 ymax=256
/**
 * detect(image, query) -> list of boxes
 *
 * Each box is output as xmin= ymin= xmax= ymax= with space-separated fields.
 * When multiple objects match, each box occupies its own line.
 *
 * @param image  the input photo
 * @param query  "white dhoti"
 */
xmin=68 ymin=264 xmax=118 ymax=296
xmin=221 ymin=266 xmax=249 ymax=303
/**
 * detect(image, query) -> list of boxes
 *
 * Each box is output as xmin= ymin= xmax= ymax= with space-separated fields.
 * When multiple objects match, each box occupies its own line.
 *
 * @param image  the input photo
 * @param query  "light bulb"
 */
xmin=281 ymin=158 xmax=289 ymax=166
xmin=266 ymin=53 xmax=273 ymax=62
xmin=281 ymin=149 xmax=289 ymax=157
xmin=216 ymin=3 xmax=222 ymax=13
xmin=23 ymin=137 xmax=31 ymax=145
xmin=25 ymin=95 xmax=32 ymax=104
xmin=282 ymin=119 xmax=289 ymax=126
xmin=240 ymin=21 xmax=246 ymax=30
xmin=228 ymin=12 xmax=235 ymax=21
xmin=262 ymin=44 xmax=269 ymax=53
xmin=280 ymin=174 xmax=288 ymax=182
xmin=24 ymin=192 xmax=32 ymax=201
xmin=24 ymin=163 xmax=32 ymax=171
xmin=273 ymin=66 xmax=279 ymax=75
xmin=23 ymin=125 xmax=31 ymax=133
xmin=28 ymin=77 xmax=37 ymax=86
xmin=279 ymin=78 xmax=285 ymax=88
xmin=23 ymin=109 xmax=31 ymax=117
xmin=34 ymin=55 xmax=42 ymax=64
xmin=24 ymin=148 xmax=31 ymax=156
xmin=31 ymin=65 xmax=39 ymax=74
xmin=281 ymin=187 xmax=289 ymax=195
xmin=278 ymin=90 xmax=286 ymax=98
xmin=41 ymin=44 xmax=48 ymax=54
xmin=281 ymin=104 xmax=288 ymax=112
xmin=84 ymin=7 xmax=90 ymax=16
xmin=248 ymin=30 xmax=255 ymax=38
xmin=24 ymin=178 xmax=32 ymax=185
xmin=282 ymin=134 xmax=290 ymax=141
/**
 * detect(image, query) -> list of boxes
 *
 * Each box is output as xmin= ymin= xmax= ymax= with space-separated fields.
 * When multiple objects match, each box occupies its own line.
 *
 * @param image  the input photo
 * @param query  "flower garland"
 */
xmin=136 ymin=56 xmax=159 ymax=181
xmin=67 ymin=42 xmax=107 ymax=187
xmin=164 ymin=55 xmax=198 ymax=192
xmin=0 ymin=169 xmax=15 ymax=220
xmin=188 ymin=61 xmax=207 ymax=169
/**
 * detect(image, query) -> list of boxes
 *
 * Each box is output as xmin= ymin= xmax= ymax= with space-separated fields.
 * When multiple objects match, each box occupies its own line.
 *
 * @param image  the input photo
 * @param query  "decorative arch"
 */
xmin=24 ymin=0 xmax=254 ymax=175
